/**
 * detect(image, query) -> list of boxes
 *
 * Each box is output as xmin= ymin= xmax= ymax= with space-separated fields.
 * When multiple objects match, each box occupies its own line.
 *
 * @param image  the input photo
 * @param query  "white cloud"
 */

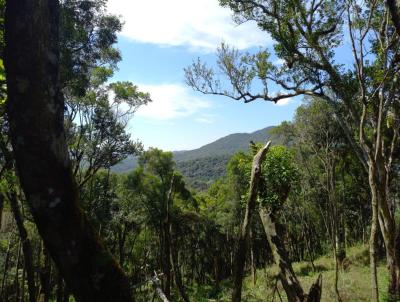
xmin=275 ymin=97 xmax=292 ymax=106
xmin=107 ymin=0 xmax=271 ymax=51
xmin=135 ymin=83 xmax=211 ymax=120
xmin=275 ymin=58 xmax=285 ymax=66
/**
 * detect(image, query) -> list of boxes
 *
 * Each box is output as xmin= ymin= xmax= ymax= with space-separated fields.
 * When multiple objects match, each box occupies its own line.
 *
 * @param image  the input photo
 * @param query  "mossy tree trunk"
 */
xmin=4 ymin=0 xmax=133 ymax=301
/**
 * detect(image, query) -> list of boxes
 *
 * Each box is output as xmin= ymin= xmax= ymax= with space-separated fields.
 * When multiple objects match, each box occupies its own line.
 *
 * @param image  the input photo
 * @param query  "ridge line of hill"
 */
xmin=112 ymin=125 xmax=277 ymax=190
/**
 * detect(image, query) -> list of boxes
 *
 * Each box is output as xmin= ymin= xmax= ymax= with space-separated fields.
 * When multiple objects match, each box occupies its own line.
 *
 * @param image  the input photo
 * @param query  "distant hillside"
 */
xmin=112 ymin=126 xmax=277 ymax=190
xmin=173 ymin=126 xmax=275 ymax=162
xmin=173 ymin=126 xmax=276 ymax=189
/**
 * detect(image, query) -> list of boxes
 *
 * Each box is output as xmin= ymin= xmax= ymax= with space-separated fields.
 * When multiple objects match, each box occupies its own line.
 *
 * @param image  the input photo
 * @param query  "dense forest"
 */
xmin=112 ymin=126 xmax=278 ymax=190
xmin=0 ymin=0 xmax=400 ymax=302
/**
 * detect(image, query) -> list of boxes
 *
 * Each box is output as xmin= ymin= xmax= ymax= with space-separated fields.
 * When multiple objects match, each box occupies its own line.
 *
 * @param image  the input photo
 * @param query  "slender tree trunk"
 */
xmin=21 ymin=265 xmax=26 ymax=302
xmin=214 ymin=253 xmax=220 ymax=292
xmin=4 ymin=1 xmax=133 ymax=301
xmin=14 ymin=240 xmax=22 ymax=302
xmin=62 ymin=286 xmax=70 ymax=302
xmin=250 ymin=230 xmax=256 ymax=286
xmin=0 ymin=193 xmax=3 ymax=229
xmin=168 ymin=188 xmax=190 ymax=302
xmin=118 ymin=224 xmax=128 ymax=267
xmin=170 ymin=234 xmax=190 ymax=302
xmin=163 ymin=176 xmax=175 ymax=300
xmin=38 ymin=244 xmax=51 ymax=302
xmin=303 ymin=223 xmax=316 ymax=272
xmin=8 ymin=192 xmax=36 ymax=302
xmin=231 ymin=141 xmax=271 ymax=302
xmin=329 ymin=161 xmax=342 ymax=302
xmin=369 ymin=163 xmax=380 ymax=302
xmin=1 ymin=237 xmax=12 ymax=300
xmin=56 ymin=273 xmax=63 ymax=302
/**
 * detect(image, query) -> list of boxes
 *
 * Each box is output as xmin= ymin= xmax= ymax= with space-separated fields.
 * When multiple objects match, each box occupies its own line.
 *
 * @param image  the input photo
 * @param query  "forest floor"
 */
xmin=190 ymin=245 xmax=389 ymax=302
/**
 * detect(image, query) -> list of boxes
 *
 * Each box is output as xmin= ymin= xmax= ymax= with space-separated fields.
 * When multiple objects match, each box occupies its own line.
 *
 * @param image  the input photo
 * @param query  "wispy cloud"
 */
xmin=107 ymin=0 xmax=271 ymax=52
xmin=195 ymin=114 xmax=216 ymax=124
xmin=135 ymin=83 xmax=211 ymax=120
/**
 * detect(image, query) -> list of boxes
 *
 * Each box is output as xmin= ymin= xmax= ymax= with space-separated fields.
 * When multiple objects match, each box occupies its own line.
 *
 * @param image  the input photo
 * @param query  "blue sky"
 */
xmin=108 ymin=0 xmax=300 ymax=151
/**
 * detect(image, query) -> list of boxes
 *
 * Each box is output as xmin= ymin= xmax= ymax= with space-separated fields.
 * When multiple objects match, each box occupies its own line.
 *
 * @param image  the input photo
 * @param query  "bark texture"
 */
xmin=4 ymin=0 xmax=132 ymax=301
xmin=388 ymin=0 xmax=400 ymax=36
xmin=259 ymin=209 xmax=322 ymax=302
xmin=259 ymin=208 xmax=305 ymax=302
xmin=231 ymin=141 xmax=271 ymax=302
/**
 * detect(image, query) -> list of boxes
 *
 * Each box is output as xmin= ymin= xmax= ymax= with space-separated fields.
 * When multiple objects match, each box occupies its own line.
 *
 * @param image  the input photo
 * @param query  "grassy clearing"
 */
xmin=190 ymin=244 xmax=390 ymax=301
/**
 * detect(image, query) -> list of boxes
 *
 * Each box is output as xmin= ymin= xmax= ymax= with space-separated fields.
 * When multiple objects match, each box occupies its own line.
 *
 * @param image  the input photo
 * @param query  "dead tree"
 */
xmin=231 ymin=141 xmax=271 ymax=302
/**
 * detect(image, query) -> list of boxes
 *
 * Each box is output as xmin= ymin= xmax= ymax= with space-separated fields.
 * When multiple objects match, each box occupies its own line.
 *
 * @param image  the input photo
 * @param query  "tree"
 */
xmin=388 ymin=0 xmax=400 ymax=36
xmin=124 ymin=148 xmax=192 ymax=300
xmin=4 ymin=0 xmax=132 ymax=300
xmin=60 ymin=0 xmax=150 ymax=189
xmin=293 ymin=98 xmax=347 ymax=301
xmin=231 ymin=141 xmax=270 ymax=302
xmin=185 ymin=1 xmax=400 ymax=299
xmin=257 ymin=145 xmax=315 ymax=302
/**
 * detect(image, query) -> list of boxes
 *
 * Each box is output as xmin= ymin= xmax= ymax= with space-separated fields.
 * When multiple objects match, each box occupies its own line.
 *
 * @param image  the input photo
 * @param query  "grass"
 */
xmin=191 ymin=244 xmax=390 ymax=302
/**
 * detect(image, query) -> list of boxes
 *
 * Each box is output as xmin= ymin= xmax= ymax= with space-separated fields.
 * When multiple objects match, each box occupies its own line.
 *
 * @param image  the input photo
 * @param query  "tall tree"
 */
xmin=4 ymin=0 xmax=132 ymax=300
xmin=185 ymin=1 xmax=400 ymax=299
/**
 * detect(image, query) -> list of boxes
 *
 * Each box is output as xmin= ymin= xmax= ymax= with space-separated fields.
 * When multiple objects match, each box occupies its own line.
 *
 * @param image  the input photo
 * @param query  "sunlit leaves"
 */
xmin=258 ymin=145 xmax=298 ymax=210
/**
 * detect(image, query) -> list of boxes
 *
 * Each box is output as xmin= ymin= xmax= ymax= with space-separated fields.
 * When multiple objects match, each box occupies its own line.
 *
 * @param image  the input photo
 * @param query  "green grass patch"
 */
xmin=193 ymin=244 xmax=390 ymax=302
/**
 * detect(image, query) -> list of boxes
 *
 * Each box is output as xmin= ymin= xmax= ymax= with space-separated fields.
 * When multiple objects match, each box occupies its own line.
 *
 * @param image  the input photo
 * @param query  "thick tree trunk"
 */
xmin=368 ymin=156 xmax=400 ymax=301
xmin=8 ymin=192 xmax=36 ymax=302
xmin=4 ymin=1 xmax=132 ymax=301
xmin=387 ymin=0 xmax=400 ymax=36
xmin=231 ymin=141 xmax=271 ymax=302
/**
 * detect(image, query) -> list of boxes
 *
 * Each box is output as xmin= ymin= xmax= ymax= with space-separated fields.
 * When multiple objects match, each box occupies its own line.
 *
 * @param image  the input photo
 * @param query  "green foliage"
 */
xmin=60 ymin=0 xmax=121 ymax=96
xmin=259 ymin=145 xmax=298 ymax=210
xmin=175 ymin=155 xmax=230 ymax=190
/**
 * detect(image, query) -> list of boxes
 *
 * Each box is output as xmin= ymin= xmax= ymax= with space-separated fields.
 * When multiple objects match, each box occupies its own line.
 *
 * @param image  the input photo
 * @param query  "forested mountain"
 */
xmin=173 ymin=126 xmax=276 ymax=161
xmin=2 ymin=1 xmax=400 ymax=302
xmin=112 ymin=126 xmax=277 ymax=189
